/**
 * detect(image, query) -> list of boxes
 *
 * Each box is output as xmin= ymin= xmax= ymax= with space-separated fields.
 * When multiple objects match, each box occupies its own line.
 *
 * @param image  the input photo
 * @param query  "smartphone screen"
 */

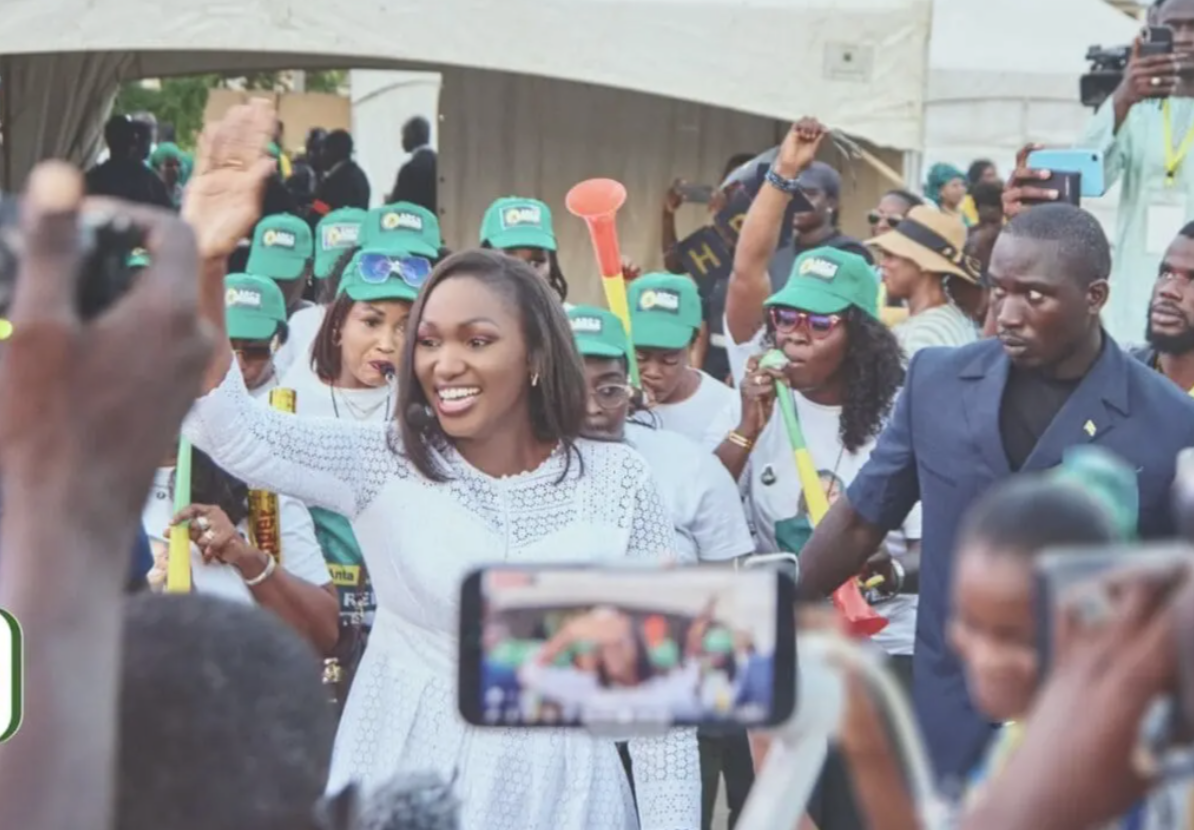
xmin=676 ymin=183 xmax=715 ymax=204
xmin=458 ymin=565 xmax=797 ymax=731
xmin=1034 ymin=542 xmax=1193 ymax=676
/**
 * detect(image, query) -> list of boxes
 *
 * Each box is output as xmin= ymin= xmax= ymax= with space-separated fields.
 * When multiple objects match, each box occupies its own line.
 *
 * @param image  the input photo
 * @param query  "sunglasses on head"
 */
xmin=358 ymin=253 xmax=433 ymax=288
xmin=769 ymin=307 xmax=842 ymax=338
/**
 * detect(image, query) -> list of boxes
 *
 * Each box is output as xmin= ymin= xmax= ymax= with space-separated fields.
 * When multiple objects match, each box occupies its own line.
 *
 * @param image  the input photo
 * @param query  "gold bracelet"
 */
xmin=726 ymin=430 xmax=754 ymax=450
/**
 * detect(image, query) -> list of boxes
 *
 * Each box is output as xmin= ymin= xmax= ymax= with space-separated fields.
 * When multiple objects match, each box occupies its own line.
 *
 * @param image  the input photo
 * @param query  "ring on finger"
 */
xmin=201 ymin=529 xmax=216 ymax=545
xmin=1152 ymin=76 xmax=1162 ymax=88
xmin=195 ymin=516 xmax=211 ymax=532
xmin=754 ymin=374 xmax=768 ymax=386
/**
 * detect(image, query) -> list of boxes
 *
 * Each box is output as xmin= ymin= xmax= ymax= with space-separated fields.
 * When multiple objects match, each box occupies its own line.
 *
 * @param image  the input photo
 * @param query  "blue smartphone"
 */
xmin=1026 ymin=149 xmax=1106 ymax=198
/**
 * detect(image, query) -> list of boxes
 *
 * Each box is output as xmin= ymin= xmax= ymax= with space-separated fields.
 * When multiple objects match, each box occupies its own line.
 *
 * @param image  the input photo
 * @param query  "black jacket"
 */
xmin=85 ymin=158 xmax=173 ymax=210
xmin=388 ymin=148 xmax=437 ymax=213
xmin=317 ymin=160 xmax=371 ymax=211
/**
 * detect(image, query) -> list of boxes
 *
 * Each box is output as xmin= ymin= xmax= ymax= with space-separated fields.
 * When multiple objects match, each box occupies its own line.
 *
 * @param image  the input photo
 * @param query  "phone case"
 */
xmin=1025 ymin=150 xmax=1106 ymax=198
xmin=1026 ymin=170 xmax=1081 ymax=207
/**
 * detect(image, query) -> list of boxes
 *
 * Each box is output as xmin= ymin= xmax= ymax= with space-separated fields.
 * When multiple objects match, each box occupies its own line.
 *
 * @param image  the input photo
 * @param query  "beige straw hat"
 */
xmin=867 ymin=205 xmax=982 ymax=284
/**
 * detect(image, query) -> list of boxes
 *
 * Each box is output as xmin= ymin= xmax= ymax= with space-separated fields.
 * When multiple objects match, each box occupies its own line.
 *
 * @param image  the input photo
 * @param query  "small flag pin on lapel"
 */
xmin=1084 ymin=420 xmax=1096 ymax=437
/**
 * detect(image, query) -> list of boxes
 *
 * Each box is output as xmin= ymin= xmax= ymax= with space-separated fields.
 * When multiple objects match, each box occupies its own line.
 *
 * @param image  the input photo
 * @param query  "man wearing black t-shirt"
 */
xmin=765 ymin=161 xmax=871 ymax=293
xmin=795 ymin=203 xmax=1194 ymax=785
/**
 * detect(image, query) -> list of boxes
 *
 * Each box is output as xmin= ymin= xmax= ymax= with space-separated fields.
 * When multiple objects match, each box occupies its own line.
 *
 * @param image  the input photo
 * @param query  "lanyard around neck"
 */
xmin=1163 ymin=100 xmax=1194 ymax=186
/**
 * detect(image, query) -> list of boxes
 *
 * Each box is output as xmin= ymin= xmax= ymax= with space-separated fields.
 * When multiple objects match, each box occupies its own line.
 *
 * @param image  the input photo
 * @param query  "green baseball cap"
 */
xmin=764 ymin=247 xmax=878 ymax=318
xmin=649 ymin=640 xmax=680 ymax=670
xmin=568 ymin=305 xmax=629 ymax=359
xmin=364 ymin=202 xmax=441 ymax=258
xmin=480 ymin=197 xmax=557 ymax=251
xmin=315 ymin=208 xmax=367 ymax=279
xmin=337 ymin=248 xmax=429 ymax=303
xmin=703 ymin=627 xmax=735 ymax=655
xmin=247 ymin=214 xmax=314 ymax=281
xmin=1048 ymin=447 xmax=1138 ymax=540
xmin=628 ymin=273 xmax=702 ymax=350
xmin=224 ymin=273 xmax=287 ymax=342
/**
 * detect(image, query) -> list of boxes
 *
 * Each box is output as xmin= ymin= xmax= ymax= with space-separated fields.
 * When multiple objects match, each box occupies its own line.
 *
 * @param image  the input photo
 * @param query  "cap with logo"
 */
xmin=480 ymin=197 xmax=557 ymax=252
xmin=628 ymin=273 xmax=702 ymax=350
xmin=364 ymin=202 xmax=441 ymax=258
xmin=764 ymin=247 xmax=878 ymax=319
xmin=338 ymin=248 xmax=429 ymax=303
xmin=315 ymin=208 xmax=367 ymax=280
xmin=224 ymin=273 xmax=288 ymax=342
xmin=568 ymin=305 xmax=629 ymax=359
xmin=247 ymin=214 xmax=314 ymax=281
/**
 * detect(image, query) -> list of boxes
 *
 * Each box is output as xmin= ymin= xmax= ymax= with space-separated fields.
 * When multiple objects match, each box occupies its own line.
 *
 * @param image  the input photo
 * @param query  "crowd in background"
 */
xmin=6 ymin=7 xmax=1194 ymax=827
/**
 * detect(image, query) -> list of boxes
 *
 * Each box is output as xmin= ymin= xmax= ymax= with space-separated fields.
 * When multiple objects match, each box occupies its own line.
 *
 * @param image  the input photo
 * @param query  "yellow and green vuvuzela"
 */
xmin=759 ymin=350 xmax=829 ymax=523
xmin=0 ymin=609 xmax=23 ymax=742
xmin=166 ymin=438 xmax=193 ymax=593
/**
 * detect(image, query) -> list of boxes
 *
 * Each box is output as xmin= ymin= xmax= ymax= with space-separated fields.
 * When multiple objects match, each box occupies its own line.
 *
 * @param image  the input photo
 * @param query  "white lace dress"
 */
xmin=183 ymin=365 xmax=701 ymax=829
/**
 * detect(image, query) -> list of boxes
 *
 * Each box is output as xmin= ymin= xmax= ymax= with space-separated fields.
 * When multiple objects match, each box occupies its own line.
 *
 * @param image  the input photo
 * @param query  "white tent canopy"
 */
xmin=0 ymin=0 xmax=932 ymax=300
xmin=924 ymin=0 xmax=1140 ymax=176
xmin=1 ymin=0 xmax=932 ymax=176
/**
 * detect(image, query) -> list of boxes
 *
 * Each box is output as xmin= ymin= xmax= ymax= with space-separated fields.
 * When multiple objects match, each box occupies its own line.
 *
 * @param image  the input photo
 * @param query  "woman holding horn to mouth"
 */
xmin=719 ymin=116 xmax=915 ymax=830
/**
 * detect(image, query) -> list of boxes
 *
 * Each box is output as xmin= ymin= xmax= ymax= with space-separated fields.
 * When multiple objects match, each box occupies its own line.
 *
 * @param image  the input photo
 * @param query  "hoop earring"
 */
xmin=531 ymin=372 xmax=540 ymax=387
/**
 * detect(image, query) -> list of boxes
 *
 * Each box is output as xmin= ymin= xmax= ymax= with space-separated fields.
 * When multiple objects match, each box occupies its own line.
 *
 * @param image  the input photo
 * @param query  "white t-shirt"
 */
xmin=624 ymin=422 xmax=754 ymax=565
xmin=893 ymin=303 xmax=977 ymax=359
xmin=141 ymin=467 xmax=332 ymax=603
xmin=279 ymin=357 xmax=395 ymax=421
xmin=649 ymin=370 xmax=741 ymax=452
xmin=273 ymin=303 xmax=328 ymax=381
xmin=726 ymin=328 xmax=920 ymax=655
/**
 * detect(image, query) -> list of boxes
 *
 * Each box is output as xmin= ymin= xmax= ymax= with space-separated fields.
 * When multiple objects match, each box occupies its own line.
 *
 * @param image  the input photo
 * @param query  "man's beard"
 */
xmin=1145 ymin=318 xmax=1194 ymax=355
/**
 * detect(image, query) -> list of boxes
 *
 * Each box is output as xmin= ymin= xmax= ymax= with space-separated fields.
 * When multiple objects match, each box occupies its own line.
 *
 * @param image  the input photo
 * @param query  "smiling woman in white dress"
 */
xmin=184 ymin=248 xmax=700 ymax=829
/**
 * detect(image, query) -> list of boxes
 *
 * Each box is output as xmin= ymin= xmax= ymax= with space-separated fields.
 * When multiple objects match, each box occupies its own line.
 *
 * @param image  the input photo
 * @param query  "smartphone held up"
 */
xmin=458 ymin=565 xmax=796 ymax=733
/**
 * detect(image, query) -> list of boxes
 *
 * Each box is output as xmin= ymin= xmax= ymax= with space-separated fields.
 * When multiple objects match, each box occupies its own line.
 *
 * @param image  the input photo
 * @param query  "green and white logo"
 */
xmin=0 ymin=610 xmax=22 ymax=742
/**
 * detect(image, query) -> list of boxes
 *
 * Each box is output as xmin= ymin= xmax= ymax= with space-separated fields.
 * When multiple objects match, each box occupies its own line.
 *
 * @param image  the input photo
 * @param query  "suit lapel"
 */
xmin=959 ymin=343 xmax=1012 ymax=478
xmin=1021 ymin=337 xmax=1129 ymax=473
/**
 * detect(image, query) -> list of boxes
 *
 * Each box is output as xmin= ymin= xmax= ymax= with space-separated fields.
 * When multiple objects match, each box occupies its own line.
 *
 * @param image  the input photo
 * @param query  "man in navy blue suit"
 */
xmin=794 ymin=203 xmax=1194 ymax=788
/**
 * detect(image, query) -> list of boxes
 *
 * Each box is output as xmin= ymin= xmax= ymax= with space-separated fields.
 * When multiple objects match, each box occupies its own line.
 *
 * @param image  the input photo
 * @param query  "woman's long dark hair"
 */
xmin=595 ymin=628 xmax=654 ymax=688
xmin=479 ymin=241 xmax=568 ymax=302
xmin=396 ymin=249 xmax=588 ymax=482
xmin=837 ymin=308 xmax=905 ymax=453
xmin=768 ymin=307 xmax=904 ymax=453
xmin=310 ymin=294 xmax=356 ymax=383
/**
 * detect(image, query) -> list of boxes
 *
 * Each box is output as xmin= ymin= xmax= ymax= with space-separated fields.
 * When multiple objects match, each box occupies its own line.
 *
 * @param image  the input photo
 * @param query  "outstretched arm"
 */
xmin=183 ymin=363 xmax=396 ymax=519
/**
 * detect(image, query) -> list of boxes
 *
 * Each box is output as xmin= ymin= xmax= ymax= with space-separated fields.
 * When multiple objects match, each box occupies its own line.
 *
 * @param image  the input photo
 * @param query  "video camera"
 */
xmin=1080 ymin=44 xmax=1130 ymax=110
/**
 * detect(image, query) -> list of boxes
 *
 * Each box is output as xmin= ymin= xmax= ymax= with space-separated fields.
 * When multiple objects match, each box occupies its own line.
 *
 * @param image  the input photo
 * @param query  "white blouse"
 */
xmin=182 ymin=363 xmax=700 ymax=830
